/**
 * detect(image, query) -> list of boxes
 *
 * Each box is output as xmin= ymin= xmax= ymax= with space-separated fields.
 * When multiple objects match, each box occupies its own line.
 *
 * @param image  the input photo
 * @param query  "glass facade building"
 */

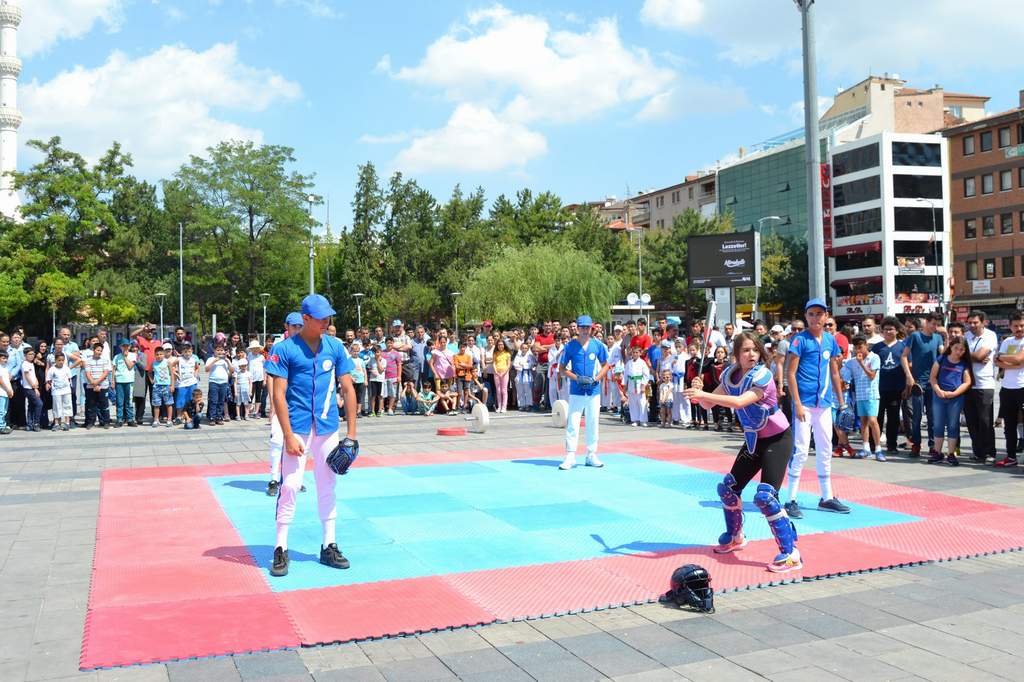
xmin=716 ymin=140 xmax=828 ymax=240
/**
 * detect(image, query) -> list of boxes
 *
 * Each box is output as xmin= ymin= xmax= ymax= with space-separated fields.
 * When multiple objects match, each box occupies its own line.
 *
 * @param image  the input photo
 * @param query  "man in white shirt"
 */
xmin=965 ymin=310 xmax=998 ymax=464
xmin=862 ymin=316 xmax=884 ymax=346
xmin=994 ymin=312 xmax=1024 ymax=466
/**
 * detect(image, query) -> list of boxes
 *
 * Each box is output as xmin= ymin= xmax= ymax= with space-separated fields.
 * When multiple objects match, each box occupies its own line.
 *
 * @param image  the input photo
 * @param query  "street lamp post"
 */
xmin=795 ymin=0 xmax=826 ymax=301
xmin=754 ymin=216 xmax=783 ymax=320
xmin=259 ymin=293 xmax=270 ymax=344
xmin=307 ymin=194 xmax=318 ymax=295
xmin=915 ymin=197 xmax=942 ymax=310
xmin=178 ymin=222 xmax=185 ymax=327
xmin=451 ymin=292 xmax=462 ymax=339
xmin=352 ymin=293 xmax=365 ymax=328
xmin=155 ymin=293 xmax=167 ymax=341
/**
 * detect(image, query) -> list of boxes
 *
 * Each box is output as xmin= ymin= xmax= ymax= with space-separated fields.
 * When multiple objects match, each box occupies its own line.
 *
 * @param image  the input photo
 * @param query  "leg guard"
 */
xmin=754 ymin=483 xmax=802 ymax=573
xmin=714 ymin=474 xmax=745 ymax=551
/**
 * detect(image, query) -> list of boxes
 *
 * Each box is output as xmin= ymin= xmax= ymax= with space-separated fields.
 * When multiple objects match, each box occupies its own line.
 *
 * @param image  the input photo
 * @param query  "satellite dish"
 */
xmin=626 ymin=292 xmax=639 ymax=305
xmin=640 ymin=293 xmax=652 ymax=304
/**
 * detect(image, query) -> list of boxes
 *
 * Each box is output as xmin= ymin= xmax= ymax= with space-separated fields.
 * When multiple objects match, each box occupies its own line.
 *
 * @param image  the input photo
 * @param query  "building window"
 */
xmin=1002 ymin=213 xmax=1014 ymax=234
xmin=965 ymin=218 xmax=976 ymax=239
xmin=833 ymin=175 xmax=881 ymax=207
xmin=892 ymin=141 xmax=941 ymax=166
xmin=893 ymin=174 xmax=943 ymax=199
xmin=1004 ymin=256 xmax=1016 ymax=278
xmin=966 ymin=261 xmax=978 ymax=280
xmin=1021 ymin=211 xmax=1024 ymax=233
xmin=985 ymin=258 xmax=996 ymax=279
xmin=835 ymin=250 xmax=883 ymax=271
xmin=1001 ymin=170 xmax=1013 ymax=191
xmin=964 ymin=177 xmax=976 ymax=197
xmin=672 ymin=190 xmax=680 ymax=204
xmin=1019 ymin=123 xmax=1024 ymax=144
xmin=963 ymin=136 xmax=975 ymax=155
xmin=1019 ymin=167 xmax=1024 ymax=188
xmin=894 ymin=240 xmax=943 ymax=266
xmin=895 ymin=206 xmax=944 ymax=233
xmin=833 ymin=207 xmax=882 ymax=238
xmin=982 ymin=173 xmax=994 ymax=194
xmin=983 ymin=215 xmax=995 ymax=236
xmin=999 ymin=127 xmax=1011 ymax=148
xmin=688 ymin=187 xmax=694 ymax=200
xmin=980 ymin=130 xmax=993 ymax=151
xmin=833 ymin=143 xmax=880 ymax=176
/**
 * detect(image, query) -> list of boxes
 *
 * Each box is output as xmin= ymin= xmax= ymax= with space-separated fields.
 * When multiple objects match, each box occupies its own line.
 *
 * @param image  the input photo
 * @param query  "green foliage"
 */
xmin=0 ymin=137 xmax=807 ymax=335
xmin=462 ymin=244 xmax=620 ymax=326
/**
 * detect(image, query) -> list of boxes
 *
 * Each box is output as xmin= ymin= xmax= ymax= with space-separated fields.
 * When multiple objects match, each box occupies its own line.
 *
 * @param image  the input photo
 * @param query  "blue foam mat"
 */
xmin=207 ymin=453 xmax=919 ymax=592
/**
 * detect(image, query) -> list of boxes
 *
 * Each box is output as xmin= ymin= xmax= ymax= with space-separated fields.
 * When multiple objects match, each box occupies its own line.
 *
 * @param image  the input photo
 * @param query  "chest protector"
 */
xmin=722 ymin=363 xmax=777 ymax=453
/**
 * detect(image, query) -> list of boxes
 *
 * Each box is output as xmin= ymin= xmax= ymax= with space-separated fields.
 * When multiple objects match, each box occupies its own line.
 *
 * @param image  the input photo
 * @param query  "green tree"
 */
xmin=462 ymin=244 xmax=621 ymax=326
xmin=172 ymin=140 xmax=314 ymax=332
xmin=643 ymin=209 xmax=733 ymax=316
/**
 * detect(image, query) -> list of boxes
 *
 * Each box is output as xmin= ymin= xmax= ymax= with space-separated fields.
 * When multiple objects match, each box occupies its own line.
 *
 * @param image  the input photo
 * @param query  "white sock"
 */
xmin=322 ymin=518 xmax=336 ymax=547
xmin=276 ymin=523 xmax=288 ymax=551
xmin=787 ymin=474 xmax=800 ymax=502
xmin=819 ymin=475 xmax=833 ymax=501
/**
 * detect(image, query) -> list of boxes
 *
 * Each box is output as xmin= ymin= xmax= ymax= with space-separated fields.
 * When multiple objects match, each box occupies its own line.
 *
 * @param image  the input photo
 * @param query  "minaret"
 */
xmin=0 ymin=0 xmax=21 ymax=219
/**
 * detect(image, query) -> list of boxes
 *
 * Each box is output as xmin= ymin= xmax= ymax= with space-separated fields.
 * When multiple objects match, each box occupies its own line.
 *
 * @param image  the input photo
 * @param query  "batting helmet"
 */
xmin=664 ymin=564 xmax=714 ymax=613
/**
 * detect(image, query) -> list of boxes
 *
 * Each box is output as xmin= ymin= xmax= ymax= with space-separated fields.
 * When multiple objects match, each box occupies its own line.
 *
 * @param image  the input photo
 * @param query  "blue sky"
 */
xmin=20 ymin=0 xmax=1024 ymax=228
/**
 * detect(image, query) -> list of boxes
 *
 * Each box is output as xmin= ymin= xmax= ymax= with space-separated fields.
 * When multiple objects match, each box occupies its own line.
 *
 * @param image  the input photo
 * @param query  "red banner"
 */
xmin=820 ymin=162 xmax=832 ymax=255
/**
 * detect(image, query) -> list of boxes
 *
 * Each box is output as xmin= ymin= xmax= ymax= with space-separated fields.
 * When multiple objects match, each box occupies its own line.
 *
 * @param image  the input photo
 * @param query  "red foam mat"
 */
xmin=81 ymin=593 xmax=300 ymax=669
xmin=863 ymin=490 xmax=1004 ymax=518
xmin=281 ymin=577 xmax=496 ymax=643
xmin=836 ymin=520 xmax=1020 ymax=561
xmin=443 ymin=560 xmax=652 ymax=620
xmin=793 ymin=532 xmax=926 ymax=574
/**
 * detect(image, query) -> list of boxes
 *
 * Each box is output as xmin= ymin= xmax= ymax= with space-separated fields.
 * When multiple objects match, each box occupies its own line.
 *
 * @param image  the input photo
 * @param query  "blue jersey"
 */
xmin=788 ymin=330 xmax=841 ymax=408
xmin=559 ymin=338 xmax=608 ymax=396
xmin=265 ymin=334 xmax=355 ymax=436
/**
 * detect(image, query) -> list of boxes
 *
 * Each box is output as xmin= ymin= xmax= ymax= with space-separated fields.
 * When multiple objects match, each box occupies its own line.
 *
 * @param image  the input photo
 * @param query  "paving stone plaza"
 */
xmin=3 ymin=412 xmax=1024 ymax=681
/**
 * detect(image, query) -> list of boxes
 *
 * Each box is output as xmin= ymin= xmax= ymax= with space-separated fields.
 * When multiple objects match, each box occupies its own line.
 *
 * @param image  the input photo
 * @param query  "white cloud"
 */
xmin=273 ymin=0 xmax=339 ymax=19
xmin=358 ymin=130 xmax=418 ymax=145
xmin=384 ymin=4 xmax=737 ymax=173
xmin=787 ymin=96 xmax=834 ymax=126
xmin=394 ymin=104 xmax=547 ymax=174
xmin=640 ymin=0 xmax=705 ymax=30
xmin=639 ymin=0 xmax=1024 ymax=78
xmin=21 ymin=43 xmax=302 ymax=177
xmin=395 ymin=7 xmax=675 ymax=126
xmin=21 ymin=0 xmax=126 ymax=58
xmin=373 ymin=54 xmax=392 ymax=75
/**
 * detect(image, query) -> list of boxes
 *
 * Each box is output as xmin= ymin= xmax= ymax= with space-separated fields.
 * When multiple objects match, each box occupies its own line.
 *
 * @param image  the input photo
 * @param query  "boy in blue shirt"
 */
xmin=784 ymin=299 xmax=850 ymax=516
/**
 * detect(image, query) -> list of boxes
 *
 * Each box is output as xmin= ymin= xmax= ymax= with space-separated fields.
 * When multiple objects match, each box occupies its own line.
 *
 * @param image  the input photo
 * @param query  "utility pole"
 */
xmin=797 ymin=0 xmax=826 ymax=301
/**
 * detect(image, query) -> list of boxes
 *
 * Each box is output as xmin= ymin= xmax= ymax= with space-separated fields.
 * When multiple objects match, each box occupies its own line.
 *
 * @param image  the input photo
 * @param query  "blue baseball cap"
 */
xmin=804 ymin=297 xmax=829 ymax=312
xmin=301 ymin=294 xmax=336 ymax=320
xmin=576 ymin=315 xmax=593 ymax=327
xmin=285 ymin=312 xmax=304 ymax=326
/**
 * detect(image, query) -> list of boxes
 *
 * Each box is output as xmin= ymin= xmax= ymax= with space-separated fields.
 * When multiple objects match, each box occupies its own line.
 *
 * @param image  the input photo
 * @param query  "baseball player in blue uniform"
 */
xmin=784 ymin=298 xmax=850 ymax=517
xmin=266 ymin=294 xmax=358 ymax=577
xmin=558 ymin=315 xmax=610 ymax=470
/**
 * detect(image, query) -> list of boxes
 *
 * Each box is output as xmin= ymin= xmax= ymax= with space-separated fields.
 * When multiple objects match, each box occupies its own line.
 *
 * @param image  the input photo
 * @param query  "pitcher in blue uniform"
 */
xmin=686 ymin=332 xmax=800 ymax=573
xmin=266 ymin=294 xmax=358 ymax=577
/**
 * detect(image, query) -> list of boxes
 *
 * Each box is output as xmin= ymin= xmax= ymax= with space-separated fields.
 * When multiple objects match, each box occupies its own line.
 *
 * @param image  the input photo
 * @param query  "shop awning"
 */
xmin=830 ymin=275 xmax=883 ymax=289
xmin=952 ymin=296 xmax=1018 ymax=307
xmin=828 ymin=241 xmax=881 ymax=257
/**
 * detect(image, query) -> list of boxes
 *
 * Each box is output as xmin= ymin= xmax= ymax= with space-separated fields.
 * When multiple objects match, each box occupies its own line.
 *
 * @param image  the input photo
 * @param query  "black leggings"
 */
xmin=877 ymin=389 xmax=902 ymax=452
xmin=727 ymin=428 xmax=793 ymax=495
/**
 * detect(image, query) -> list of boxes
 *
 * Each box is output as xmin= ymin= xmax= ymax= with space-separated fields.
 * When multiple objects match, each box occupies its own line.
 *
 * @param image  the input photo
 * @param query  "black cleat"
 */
xmin=266 ymin=480 xmax=279 ymax=497
xmin=270 ymin=546 xmax=289 ymax=577
xmin=300 ymin=484 xmax=307 ymax=493
xmin=319 ymin=543 xmax=350 ymax=569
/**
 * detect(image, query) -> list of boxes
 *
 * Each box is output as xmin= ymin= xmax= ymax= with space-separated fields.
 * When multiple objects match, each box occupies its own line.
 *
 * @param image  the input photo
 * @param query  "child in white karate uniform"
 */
xmin=624 ymin=345 xmax=652 ymax=426
xmin=671 ymin=340 xmax=691 ymax=425
xmin=513 ymin=342 xmax=536 ymax=411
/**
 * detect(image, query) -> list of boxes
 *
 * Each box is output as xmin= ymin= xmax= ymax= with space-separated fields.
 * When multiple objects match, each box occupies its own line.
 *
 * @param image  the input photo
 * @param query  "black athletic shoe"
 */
xmin=926 ymin=450 xmax=944 ymax=464
xmin=266 ymin=480 xmax=279 ymax=497
xmin=270 ymin=546 xmax=289 ymax=577
xmin=300 ymin=484 xmax=307 ymax=493
xmin=319 ymin=543 xmax=350 ymax=569
xmin=783 ymin=500 xmax=803 ymax=519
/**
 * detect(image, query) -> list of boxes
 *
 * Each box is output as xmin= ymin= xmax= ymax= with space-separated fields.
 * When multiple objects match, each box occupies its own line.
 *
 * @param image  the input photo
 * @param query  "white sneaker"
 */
xmin=585 ymin=454 xmax=604 ymax=468
xmin=558 ymin=455 xmax=576 ymax=470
